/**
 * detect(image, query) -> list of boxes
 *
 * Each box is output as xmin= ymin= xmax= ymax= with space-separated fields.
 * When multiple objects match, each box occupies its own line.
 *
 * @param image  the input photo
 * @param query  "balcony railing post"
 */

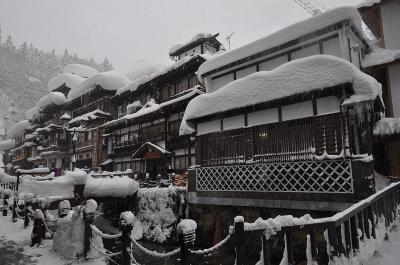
xmin=335 ymin=225 xmax=345 ymax=255
xmin=349 ymin=216 xmax=359 ymax=252
xmin=234 ymin=216 xmax=246 ymax=265
xmin=262 ymin=234 xmax=271 ymax=265
xmin=327 ymin=225 xmax=339 ymax=259
xmin=285 ymin=232 xmax=295 ymax=265
xmin=362 ymin=210 xmax=370 ymax=239
xmin=344 ymin=220 xmax=352 ymax=257
xmin=308 ymin=230 xmax=319 ymax=263
xmin=357 ymin=212 xmax=365 ymax=241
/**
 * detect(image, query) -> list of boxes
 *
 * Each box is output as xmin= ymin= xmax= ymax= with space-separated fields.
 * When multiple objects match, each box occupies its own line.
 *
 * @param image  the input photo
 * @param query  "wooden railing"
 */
xmin=232 ymin=182 xmax=400 ymax=265
xmin=196 ymin=113 xmax=345 ymax=167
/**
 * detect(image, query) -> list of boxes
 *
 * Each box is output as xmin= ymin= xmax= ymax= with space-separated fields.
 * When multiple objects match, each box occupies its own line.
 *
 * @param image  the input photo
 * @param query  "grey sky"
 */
xmin=0 ymin=0 xmax=362 ymax=71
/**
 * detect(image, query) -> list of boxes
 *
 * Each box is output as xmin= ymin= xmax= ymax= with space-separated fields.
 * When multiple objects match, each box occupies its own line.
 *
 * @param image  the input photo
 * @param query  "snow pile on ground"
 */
xmin=135 ymin=187 xmax=184 ymax=243
xmin=6 ymin=120 xmax=31 ymax=138
xmin=169 ymin=32 xmax=214 ymax=55
xmin=363 ymin=47 xmax=400 ymax=68
xmin=26 ymin=92 xmax=67 ymax=120
xmin=374 ymin=118 xmax=400 ymax=136
xmin=0 ymin=139 xmax=15 ymax=151
xmin=68 ymin=70 xmax=131 ymax=99
xmin=180 ymin=55 xmax=382 ymax=135
xmin=197 ymin=7 xmax=363 ymax=79
xmin=47 ymin=73 xmax=85 ymax=92
xmin=63 ymin=64 xmax=98 ymax=78
xmin=52 ymin=210 xmax=85 ymax=259
xmin=83 ymin=175 xmax=139 ymax=198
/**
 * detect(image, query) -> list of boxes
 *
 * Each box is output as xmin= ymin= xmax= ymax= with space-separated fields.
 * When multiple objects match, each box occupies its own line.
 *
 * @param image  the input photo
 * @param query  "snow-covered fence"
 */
xmin=231 ymin=181 xmax=400 ymax=265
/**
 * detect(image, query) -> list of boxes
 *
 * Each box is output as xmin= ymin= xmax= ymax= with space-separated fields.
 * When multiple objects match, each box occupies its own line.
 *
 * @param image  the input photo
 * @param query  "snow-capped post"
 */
xmin=12 ymin=171 xmax=21 ymax=222
xmin=58 ymin=200 xmax=71 ymax=218
xmin=177 ymin=219 xmax=197 ymax=265
xmin=83 ymin=199 xmax=97 ymax=258
xmin=234 ymin=216 xmax=245 ymax=265
xmin=120 ymin=211 xmax=135 ymax=265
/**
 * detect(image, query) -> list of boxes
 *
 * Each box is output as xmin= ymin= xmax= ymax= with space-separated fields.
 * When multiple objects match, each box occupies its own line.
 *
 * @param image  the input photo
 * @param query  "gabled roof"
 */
xmin=169 ymin=33 xmax=221 ymax=57
xmin=132 ymin=142 xmax=171 ymax=158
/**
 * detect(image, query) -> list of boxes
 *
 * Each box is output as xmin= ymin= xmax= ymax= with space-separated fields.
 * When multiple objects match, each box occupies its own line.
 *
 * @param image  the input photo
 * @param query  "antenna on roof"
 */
xmin=225 ymin=32 xmax=234 ymax=52
xmin=293 ymin=0 xmax=324 ymax=16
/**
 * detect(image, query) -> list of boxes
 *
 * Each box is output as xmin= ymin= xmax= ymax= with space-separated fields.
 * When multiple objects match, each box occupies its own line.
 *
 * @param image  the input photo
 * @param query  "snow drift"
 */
xmin=83 ymin=175 xmax=139 ymax=198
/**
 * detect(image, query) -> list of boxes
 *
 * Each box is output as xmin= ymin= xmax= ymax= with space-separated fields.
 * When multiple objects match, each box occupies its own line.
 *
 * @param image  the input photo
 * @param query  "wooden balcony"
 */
xmin=189 ymin=113 xmax=374 ymax=210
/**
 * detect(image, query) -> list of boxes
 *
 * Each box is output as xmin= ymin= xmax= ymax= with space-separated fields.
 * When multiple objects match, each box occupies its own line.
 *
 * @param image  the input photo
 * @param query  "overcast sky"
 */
xmin=0 ymin=0 xmax=363 ymax=71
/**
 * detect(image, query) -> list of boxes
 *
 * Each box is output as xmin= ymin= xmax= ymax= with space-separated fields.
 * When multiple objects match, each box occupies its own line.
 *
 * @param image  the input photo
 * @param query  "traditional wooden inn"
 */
xmin=357 ymin=0 xmax=400 ymax=177
xmin=103 ymin=33 xmax=222 ymax=178
xmin=183 ymin=54 xmax=383 ymax=214
xmin=181 ymin=7 xmax=386 ymax=219
xmin=62 ymin=70 xmax=131 ymax=170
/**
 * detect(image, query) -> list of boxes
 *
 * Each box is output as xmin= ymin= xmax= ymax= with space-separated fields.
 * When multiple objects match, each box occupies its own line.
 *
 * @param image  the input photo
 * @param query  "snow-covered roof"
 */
xmin=26 ymin=92 xmax=67 ymax=120
xmin=35 ymin=124 xmax=62 ymax=134
xmin=132 ymin=142 xmax=171 ymax=158
xmin=197 ymin=6 xmax=364 ymax=79
xmin=356 ymin=0 xmax=382 ymax=8
xmin=7 ymin=120 xmax=31 ymax=138
xmin=68 ymin=109 xmax=111 ymax=125
xmin=60 ymin=113 xmax=71 ymax=120
xmin=105 ymin=86 xmax=204 ymax=128
xmin=169 ymin=33 xmax=215 ymax=55
xmin=63 ymin=64 xmax=98 ymax=78
xmin=17 ymin=168 xmax=50 ymax=174
xmin=363 ymin=47 xmax=400 ymax=68
xmin=127 ymin=100 xmax=143 ymax=114
xmin=116 ymin=54 xmax=209 ymax=96
xmin=180 ymin=55 xmax=382 ymax=135
xmin=47 ymin=73 xmax=85 ymax=92
xmin=0 ymin=139 xmax=15 ymax=151
xmin=67 ymin=70 xmax=131 ymax=99
xmin=374 ymin=118 xmax=400 ymax=136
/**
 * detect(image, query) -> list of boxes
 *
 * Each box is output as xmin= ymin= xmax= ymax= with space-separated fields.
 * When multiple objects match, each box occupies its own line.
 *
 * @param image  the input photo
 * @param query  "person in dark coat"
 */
xmin=31 ymin=209 xmax=45 ymax=247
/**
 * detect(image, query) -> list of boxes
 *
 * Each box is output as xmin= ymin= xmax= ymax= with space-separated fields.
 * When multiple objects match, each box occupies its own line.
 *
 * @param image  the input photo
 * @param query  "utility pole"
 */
xmin=226 ymin=32 xmax=234 ymax=52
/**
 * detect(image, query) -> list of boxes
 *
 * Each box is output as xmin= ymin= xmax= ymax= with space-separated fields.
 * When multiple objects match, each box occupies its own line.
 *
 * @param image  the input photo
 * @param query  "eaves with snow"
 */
xmin=47 ymin=64 xmax=97 ymax=92
xmin=362 ymin=47 xmax=400 ymax=68
xmin=374 ymin=118 xmax=400 ymax=137
xmin=180 ymin=55 xmax=382 ymax=135
xmin=197 ymin=6 xmax=364 ymax=81
xmin=25 ymin=92 xmax=67 ymax=120
xmin=356 ymin=0 xmax=382 ymax=8
xmin=116 ymin=54 xmax=210 ymax=96
xmin=67 ymin=70 xmax=131 ymax=100
xmin=6 ymin=120 xmax=31 ymax=139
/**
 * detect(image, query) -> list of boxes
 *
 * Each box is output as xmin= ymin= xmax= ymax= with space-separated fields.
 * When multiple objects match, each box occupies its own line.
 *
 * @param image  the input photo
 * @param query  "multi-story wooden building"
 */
xmin=103 ymin=34 xmax=221 ymax=178
xmin=63 ymin=70 xmax=130 ymax=170
xmin=182 ymin=7 xmax=385 ymax=217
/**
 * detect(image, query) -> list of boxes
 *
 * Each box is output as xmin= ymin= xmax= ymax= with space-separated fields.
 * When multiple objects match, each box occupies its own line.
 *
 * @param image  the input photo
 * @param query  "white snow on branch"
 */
xmin=180 ymin=55 xmax=382 ymax=135
xmin=197 ymin=6 xmax=364 ymax=79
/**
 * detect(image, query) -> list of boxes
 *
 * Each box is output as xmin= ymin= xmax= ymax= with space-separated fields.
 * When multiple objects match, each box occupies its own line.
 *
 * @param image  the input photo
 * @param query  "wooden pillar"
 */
xmin=121 ymin=223 xmax=133 ymax=265
xmin=234 ymin=217 xmax=246 ymax=265
xmin=309 ymin=230 xmax=319 ymax=264
xmin=285 ymin=232 xmax=295 ymax=265
xmin=262 ymin=234 xmax=271 ymax=265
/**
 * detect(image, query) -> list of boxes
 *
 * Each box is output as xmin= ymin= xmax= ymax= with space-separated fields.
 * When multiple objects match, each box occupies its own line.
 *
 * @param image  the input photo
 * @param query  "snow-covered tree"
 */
xmin=19 ymin=41 xmax=28 ymax=59
xmin=101 ymin=57 xmax=113 ymax=71
xmin=4 ymin=35 xmax=15 ymax=51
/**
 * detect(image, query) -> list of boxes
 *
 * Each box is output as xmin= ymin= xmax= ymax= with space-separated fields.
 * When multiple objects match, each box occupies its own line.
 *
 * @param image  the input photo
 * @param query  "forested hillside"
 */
xmin=0 ymin=26 xmax=112 ymax=133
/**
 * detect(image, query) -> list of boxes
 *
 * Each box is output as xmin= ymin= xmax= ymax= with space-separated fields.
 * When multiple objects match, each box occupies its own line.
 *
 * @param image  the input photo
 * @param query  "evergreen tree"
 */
xmin=101 ymin=57 xmax=113 ymax=71
xmin=4 ymin=35 xmax=15 ymax=51
xmin=19 ymin=41 xmax=28 ymax=58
